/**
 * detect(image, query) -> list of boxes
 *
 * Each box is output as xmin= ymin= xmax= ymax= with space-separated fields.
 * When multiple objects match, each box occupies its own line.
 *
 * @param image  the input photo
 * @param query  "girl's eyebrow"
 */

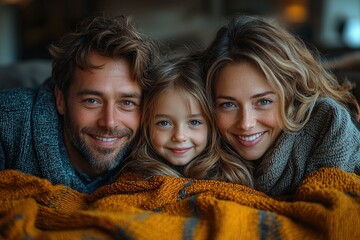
xmin=154 ymin=114 xmax=169 ymax=118
xmin=189 ymin=113 xmax=203 ymax=118
xmin=154 ymin=113 xmax=204 ymax=118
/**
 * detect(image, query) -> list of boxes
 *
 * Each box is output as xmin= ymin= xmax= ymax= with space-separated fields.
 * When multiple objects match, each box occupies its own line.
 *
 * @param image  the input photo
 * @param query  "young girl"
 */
xmin=203 ymin=15 xmax=360 ymax=196
xmin=122 ymin=56 xmax=253 ymax=186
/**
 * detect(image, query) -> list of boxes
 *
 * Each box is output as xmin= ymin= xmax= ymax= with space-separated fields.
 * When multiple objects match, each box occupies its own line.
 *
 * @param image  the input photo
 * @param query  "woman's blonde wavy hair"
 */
xmin=204 ymin=15 xmax=360 ymax=132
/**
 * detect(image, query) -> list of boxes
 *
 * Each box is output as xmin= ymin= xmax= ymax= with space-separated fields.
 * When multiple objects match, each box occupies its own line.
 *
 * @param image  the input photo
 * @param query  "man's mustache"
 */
xmin=81 ymin=127 xmax=133 ymax=138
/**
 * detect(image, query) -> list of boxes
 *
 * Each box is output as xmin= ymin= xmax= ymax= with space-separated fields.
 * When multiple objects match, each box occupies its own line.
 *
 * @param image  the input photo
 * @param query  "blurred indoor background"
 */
xmin=0 ymin=0 xmax=360 ymax=91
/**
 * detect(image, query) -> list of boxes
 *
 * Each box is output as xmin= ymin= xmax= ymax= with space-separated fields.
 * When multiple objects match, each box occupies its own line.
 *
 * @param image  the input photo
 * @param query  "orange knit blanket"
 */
xmin=0 ymin=168 xmax=359 ymax=239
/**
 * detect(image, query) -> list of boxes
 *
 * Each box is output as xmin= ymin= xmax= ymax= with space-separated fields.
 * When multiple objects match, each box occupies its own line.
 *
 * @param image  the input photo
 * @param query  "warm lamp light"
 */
xmin=284 ymin=4 xmax=308 ymax=23
xmin=0 ymin=0 xmax=30 ymax=5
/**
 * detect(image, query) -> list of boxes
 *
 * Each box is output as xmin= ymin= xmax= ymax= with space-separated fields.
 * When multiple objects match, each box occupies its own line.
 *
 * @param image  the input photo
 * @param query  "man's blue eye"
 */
xmin=86 ymin=99 xmax=98 ymax=104
xmin=122 ymin=100 xmax=134 ymax=106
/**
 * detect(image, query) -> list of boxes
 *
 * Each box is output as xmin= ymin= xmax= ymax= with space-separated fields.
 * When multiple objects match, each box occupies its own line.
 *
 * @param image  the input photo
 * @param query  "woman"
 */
xmin=203 ymin=15 xmax=360 ymax=196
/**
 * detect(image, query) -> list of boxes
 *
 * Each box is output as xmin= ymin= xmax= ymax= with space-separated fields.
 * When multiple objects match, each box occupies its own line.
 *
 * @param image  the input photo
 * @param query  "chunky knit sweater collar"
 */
xmin=253 ymin=98 xmax=360 ymax=196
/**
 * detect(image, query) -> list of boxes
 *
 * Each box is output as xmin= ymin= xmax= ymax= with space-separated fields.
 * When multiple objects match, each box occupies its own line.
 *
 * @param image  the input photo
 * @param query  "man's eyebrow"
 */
xmin=77 ymin=90 xmax=141 ymax=98
xmin=77 ymin=90 xmax=101 ymax=96
xmin=121 ymin=93 xmax=142 ymax=98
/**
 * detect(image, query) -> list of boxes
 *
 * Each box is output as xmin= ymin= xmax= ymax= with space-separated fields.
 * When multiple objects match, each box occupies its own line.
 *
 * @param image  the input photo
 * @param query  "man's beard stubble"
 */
xmin=63 ymin=114 xmax=133 ymax=173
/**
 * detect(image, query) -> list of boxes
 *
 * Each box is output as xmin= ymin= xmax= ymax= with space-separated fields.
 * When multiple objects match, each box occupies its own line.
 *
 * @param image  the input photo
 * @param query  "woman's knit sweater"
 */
xmin=254 ymin=98 xmax=360 ymax=196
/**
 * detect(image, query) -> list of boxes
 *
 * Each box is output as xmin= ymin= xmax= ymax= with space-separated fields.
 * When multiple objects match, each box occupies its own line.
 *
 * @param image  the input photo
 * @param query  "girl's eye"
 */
xmin=156 ymin=121 xmax=171 ymax=127
xmin=189 ymin=120 xmax=202 ymax=126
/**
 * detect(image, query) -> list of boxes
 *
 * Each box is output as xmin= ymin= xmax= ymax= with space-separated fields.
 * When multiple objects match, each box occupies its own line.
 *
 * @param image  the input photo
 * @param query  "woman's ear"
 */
xmin=55 ymin=85 xmax=65 ymax=115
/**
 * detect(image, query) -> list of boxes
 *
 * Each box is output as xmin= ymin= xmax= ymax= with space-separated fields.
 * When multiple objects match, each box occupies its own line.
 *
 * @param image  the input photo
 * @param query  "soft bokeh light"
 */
xmin=343 ymin=18 xmax=360 ymax=48
xmin=284 ymin=4 xmax=308 ymax=23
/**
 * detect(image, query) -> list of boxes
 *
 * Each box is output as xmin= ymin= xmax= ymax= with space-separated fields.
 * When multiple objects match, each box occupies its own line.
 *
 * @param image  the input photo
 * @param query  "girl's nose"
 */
xmin=171 ymin=127 xmax=187 ymax=142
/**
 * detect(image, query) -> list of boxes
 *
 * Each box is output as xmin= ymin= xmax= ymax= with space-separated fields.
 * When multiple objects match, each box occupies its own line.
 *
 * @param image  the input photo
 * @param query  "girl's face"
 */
xmin=214 ymin=61 xmax=282 ymax=161
xmin=150 ymin=90 xmax=208 ymax=166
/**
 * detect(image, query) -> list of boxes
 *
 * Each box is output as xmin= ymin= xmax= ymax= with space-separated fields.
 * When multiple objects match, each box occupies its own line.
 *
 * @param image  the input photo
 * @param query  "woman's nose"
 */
xmin=237 ymin=107 xmax=256 ymax=130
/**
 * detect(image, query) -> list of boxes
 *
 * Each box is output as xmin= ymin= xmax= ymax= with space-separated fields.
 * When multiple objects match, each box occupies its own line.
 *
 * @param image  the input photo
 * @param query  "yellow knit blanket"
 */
xmin=0 ymin=168 xmax=359 ymax=240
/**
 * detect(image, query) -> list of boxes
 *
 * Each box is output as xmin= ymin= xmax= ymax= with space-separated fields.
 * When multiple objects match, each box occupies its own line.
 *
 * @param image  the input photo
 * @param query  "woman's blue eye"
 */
xmin=259 ymin=99 xmax=273 ymax=106
xmin=220 ymin=102 xmax=235 ymax=109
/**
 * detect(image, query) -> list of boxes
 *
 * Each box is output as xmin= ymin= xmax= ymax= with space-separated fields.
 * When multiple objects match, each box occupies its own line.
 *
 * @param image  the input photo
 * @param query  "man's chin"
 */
xmin=88 ymin=151 xmax=118 ymax=169
xmin=90 ymin=147 xmax=128 ymax=171
xmin=79 ymin=139 xmax=130 ymax=170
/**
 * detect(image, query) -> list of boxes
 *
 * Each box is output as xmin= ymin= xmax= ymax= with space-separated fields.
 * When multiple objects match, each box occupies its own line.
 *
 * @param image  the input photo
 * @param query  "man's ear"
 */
xmin=55 ymin=85 xmax=65 ymax=115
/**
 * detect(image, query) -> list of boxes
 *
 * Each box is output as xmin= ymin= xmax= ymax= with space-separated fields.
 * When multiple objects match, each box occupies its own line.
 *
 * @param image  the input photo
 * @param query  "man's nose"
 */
xmin=98 ymin=103 xmax=118 ymax=129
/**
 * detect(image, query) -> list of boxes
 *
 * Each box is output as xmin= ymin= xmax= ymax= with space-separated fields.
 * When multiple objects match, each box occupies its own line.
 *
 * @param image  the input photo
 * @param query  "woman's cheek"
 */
xmin=215 ymin=112 xmax=232 ymax=133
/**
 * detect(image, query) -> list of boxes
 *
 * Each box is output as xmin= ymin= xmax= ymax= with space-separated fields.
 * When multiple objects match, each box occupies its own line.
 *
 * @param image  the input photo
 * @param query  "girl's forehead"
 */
xmin=160 ymin=88 xmax=195 ymax=100
xmin=153 ymin=89 xmax=202 ymax=112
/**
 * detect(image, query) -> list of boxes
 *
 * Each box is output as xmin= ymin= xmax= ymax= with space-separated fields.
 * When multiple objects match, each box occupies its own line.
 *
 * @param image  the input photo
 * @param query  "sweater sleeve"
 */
xmin=304 ymin=98 xmax=360 ymax=175
xmin=0 ymin=88 xmax=37 ymax=171
xmin=0 ymin=140 xmax=4 ymax=169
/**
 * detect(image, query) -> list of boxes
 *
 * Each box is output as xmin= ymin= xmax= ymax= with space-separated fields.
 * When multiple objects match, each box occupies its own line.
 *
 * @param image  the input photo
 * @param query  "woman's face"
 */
xmin=214 ymin=61 xmax=282 ymax=161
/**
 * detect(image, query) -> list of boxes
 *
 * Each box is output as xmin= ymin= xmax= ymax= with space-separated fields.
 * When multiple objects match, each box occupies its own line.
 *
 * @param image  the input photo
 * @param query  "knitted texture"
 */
xmin=0 ymin=168 xmax=359 ymax=239
xmin=0 ymin=80 xmax=118 ymax=193
xmin=254 ymin=98 xmax=360 ymax=196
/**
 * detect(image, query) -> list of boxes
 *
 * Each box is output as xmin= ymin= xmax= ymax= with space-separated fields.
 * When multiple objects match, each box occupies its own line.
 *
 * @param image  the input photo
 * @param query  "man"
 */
xmin=0 ymin=15 xmax=157 ymax=193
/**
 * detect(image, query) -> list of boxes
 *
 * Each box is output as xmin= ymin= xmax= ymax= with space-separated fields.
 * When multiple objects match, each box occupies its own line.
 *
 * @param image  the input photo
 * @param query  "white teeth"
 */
xmin=95 ymin=136 xmax=117 ymax=142
xmin=238 ymin=132 xmax=263 ymax=142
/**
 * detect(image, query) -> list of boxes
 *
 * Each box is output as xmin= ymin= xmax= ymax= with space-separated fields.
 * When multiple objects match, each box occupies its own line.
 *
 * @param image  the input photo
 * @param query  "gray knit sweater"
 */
xmin=254 ymin=98 xmax=360 ymax=196
xmin=0 ymin=79 xmax=119 ymax=193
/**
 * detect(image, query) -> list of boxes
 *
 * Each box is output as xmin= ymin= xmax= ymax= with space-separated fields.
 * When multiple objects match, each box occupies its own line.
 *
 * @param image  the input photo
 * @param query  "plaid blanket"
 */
xmin=0 ymin=168 xmax=359 ymax=239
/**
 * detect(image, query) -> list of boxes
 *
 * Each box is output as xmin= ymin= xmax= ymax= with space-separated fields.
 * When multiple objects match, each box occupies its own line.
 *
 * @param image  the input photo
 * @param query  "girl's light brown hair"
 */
xmin=122 ymin=56 xmax=253 ymax=186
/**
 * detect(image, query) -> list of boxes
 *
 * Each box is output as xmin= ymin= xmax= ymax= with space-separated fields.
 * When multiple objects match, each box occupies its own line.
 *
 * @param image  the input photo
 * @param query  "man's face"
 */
xmin=55 ymin=53 xmax=142 ymax=177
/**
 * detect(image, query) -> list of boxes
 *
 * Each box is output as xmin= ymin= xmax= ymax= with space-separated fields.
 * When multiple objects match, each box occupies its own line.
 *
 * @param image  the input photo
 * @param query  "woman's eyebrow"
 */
xmin=251 ymin=91 xmax=276 ymax=99
xmin=215 ymin=95 xmax=237 ymax=100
